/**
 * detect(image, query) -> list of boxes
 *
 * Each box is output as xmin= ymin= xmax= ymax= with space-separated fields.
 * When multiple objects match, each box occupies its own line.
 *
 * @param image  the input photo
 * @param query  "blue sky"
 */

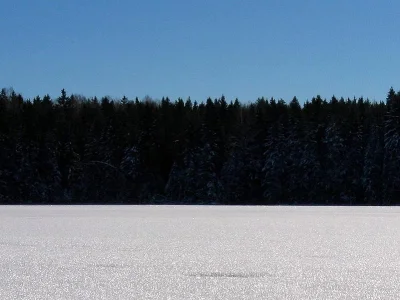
xmin=1 ymin=0 xmax=399 ymax=103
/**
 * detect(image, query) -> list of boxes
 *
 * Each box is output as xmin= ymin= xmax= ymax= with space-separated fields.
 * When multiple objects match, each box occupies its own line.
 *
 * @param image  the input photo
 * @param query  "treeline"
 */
xmin=0 ymin=87 xmax=399 ymax=205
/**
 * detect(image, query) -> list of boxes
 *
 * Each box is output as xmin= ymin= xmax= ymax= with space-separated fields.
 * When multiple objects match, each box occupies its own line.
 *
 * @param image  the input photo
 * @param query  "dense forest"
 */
xmin=0 ymin=87 xmax=399 ymax=205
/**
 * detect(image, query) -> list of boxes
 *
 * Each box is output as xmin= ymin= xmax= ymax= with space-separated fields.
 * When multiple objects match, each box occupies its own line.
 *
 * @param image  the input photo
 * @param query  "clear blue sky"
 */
xmin=1 ymin=0 xmax=399 ymax=103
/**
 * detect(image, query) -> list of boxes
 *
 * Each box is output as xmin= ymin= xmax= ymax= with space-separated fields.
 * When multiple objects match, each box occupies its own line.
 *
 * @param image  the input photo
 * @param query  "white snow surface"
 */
xmin=0 ymin=205 xmax=399 ymax=299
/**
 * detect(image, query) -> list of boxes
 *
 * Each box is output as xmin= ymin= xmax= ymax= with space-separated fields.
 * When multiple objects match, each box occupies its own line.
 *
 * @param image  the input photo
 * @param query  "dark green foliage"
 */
xmin=0 ymin=87 xmax=399 ymax=205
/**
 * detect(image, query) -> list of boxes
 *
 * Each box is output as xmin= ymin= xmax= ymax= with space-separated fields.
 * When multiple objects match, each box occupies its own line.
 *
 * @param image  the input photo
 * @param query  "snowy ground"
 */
xmin=0 ymin=205 xmax=399 ymax=299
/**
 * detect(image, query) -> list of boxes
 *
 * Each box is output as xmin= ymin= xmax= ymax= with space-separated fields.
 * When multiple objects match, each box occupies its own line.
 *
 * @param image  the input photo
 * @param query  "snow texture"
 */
xmin=0 ymin=205 xmax=399 ymax=299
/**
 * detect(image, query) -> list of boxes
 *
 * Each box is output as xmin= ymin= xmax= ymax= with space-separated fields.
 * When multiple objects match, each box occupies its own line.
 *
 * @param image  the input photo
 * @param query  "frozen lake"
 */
xmin=0 ymin=206 xmax=399 ymax=299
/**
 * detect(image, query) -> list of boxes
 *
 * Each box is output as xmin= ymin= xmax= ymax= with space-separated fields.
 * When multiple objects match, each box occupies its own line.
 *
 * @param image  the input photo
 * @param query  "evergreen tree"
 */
xmin=383 ymin=90 xmax=400 ymax=205
xmin=0 ymin=86 xmax=399 ymax=205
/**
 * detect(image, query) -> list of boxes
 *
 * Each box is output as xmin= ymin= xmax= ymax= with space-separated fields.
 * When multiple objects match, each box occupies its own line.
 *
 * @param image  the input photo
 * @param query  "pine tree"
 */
xmin=383 ymin=89 xmax=400 ymax=205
